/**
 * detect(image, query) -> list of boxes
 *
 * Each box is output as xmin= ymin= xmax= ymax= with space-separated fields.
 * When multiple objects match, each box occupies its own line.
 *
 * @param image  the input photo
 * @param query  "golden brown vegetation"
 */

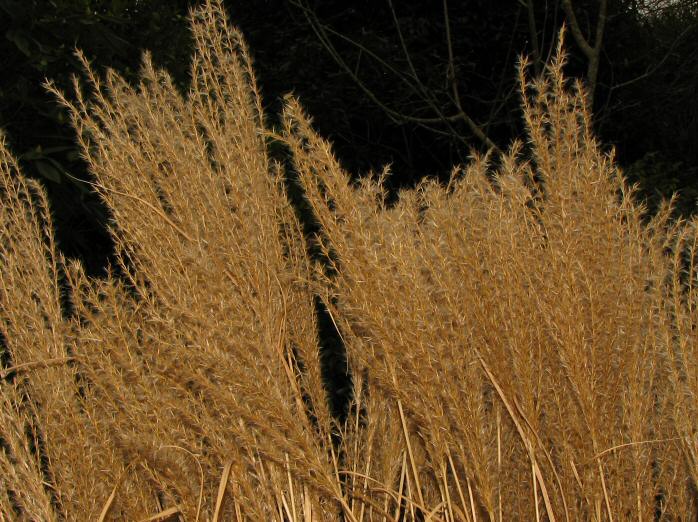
xmin=1 ymin=1 xmax=698 ymax=519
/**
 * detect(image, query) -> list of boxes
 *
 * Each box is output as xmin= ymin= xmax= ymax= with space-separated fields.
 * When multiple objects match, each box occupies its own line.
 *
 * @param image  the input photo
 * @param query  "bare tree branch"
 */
xmin=561 ymin=0 xmax=608 ymax=109
xmin=442 ymin=0 xmax=463 ymax=108
xmin=608 ymin=24 xmax=695 ymax=92
xmin=526 ymin=0 xmax=543 ymax=75
xmin=292 ymin=0 xmax=502 ymax=153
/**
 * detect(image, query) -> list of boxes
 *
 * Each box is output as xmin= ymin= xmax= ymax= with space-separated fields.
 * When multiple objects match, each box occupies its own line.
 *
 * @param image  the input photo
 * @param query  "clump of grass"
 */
xmin=282 ymin=32 xmax=698 ymax=521
xmin=1 ymin=0 xmax=697 ymax=519
xmin=3 ymin=1 xmax=339 ymax=519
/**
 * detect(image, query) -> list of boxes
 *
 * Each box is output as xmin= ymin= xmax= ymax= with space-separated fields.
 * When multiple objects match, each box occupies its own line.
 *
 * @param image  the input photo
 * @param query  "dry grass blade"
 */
xmin=212 ymin=460 xmax=234 ymax=522
xmin=138 ymin=506 xmax=182 ymax=522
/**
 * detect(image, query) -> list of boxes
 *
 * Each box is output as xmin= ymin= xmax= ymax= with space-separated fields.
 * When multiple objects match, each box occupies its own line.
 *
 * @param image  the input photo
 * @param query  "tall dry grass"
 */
xmin=1 ymin=1 xmax=697 ymax=519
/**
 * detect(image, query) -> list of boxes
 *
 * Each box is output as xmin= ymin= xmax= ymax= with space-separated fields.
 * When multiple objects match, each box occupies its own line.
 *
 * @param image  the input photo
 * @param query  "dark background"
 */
xmin=1 ymin=0 xmax=697 ymax=272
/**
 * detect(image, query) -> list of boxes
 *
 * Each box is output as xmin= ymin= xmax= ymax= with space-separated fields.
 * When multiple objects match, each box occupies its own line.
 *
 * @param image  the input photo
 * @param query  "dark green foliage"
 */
xmin=0 ymin=0 xmax=195 ymax=274
xmin=593 ymin=1 xmax=698 ymax=212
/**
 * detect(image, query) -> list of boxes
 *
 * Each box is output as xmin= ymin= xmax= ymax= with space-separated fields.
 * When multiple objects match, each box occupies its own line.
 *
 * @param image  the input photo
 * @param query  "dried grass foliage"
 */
xmin=1 ymin=1 xmax=698 ymax=519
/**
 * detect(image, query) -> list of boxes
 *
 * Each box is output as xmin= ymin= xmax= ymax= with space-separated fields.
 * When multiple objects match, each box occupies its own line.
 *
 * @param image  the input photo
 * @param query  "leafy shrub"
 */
xmin=1 ymin=1 xmax=697 ymax=519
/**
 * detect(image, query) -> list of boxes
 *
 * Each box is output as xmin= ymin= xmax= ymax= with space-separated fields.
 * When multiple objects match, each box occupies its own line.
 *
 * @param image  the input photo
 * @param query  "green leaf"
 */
xmin=21 ymin=145 xmax=44 ymax=161
xmin=35 ymin=160 xmax=62 ymax=183
xmin=5 ymin=29 xmax=32 ymax=57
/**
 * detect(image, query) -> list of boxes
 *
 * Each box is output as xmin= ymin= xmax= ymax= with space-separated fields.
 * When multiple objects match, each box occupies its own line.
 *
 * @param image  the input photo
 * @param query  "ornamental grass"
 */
xmin=1 ymin=1 xmax=697 ymax=519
